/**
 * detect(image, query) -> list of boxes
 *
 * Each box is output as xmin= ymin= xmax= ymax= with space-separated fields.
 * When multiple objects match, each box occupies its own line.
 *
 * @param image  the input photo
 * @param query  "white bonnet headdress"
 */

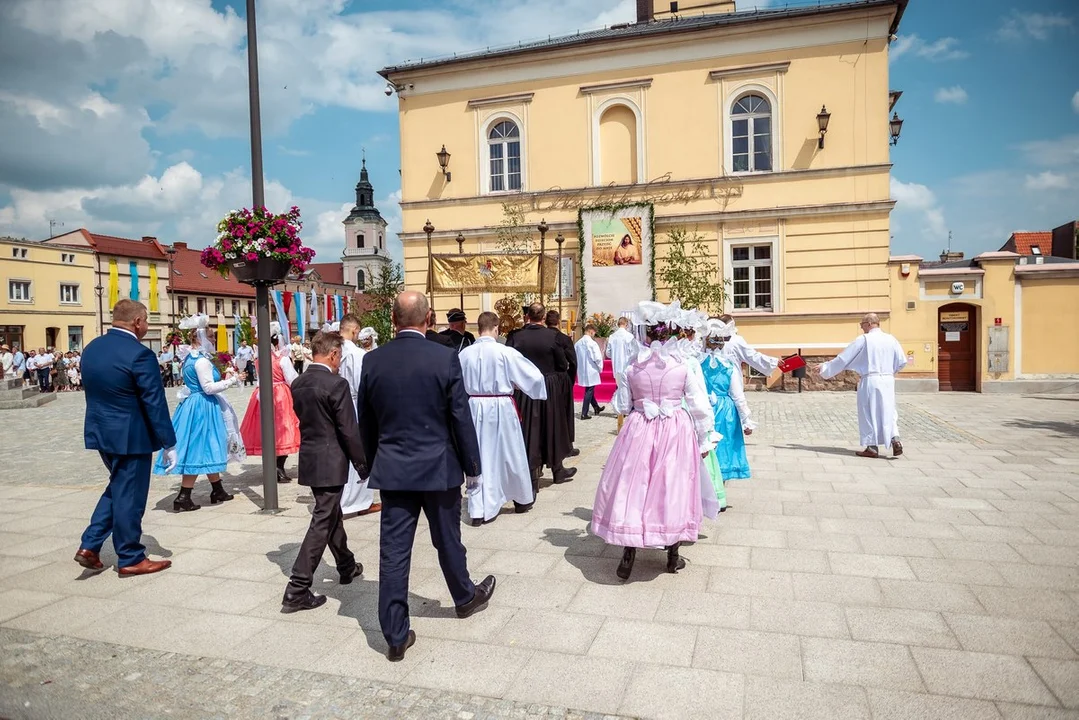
xmin=703 ymin=318 xmax=735 ymax=339
xmin=320 ymin=321 xmax=340 ymax=333
xmin=178 ymin=314 xmax=214 ymax=355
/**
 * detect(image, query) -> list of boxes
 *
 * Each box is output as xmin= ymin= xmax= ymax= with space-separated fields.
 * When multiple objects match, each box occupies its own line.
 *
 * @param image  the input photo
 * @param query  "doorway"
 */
xmin=938 ymin=303 xmax=976 ymax=391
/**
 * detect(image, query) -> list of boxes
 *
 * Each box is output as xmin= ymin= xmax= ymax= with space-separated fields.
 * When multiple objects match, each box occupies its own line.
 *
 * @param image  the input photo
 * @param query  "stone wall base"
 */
xmin=982 ymin=379 xmax=1079 ymax=394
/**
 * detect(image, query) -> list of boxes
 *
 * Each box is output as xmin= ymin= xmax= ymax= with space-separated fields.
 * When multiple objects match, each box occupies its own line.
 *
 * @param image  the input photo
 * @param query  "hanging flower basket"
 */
xmin=201 ymin=205 xmax=316 ymax=286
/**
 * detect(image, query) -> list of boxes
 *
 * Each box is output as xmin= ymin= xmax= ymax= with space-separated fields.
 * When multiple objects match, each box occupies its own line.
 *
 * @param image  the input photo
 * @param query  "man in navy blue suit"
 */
xmin=358 ymin=291 xmax=495 ymax=662
xmin=75 ymin=299 xmax=178 ymax=577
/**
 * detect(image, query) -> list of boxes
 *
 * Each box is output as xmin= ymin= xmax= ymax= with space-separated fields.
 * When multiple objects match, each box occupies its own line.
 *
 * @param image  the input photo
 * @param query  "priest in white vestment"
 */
xmin=606 ymin=317 xmax=638 ymax=433
xmin=718 ymin=314 xmax=779 ymax=377
xmin=337 ymin=316 xmax=379 ymax=515
xmin=459 ymin=311 xmax=547 ymax=526
xmin=818 ymin=313 xmax=907 ymax=458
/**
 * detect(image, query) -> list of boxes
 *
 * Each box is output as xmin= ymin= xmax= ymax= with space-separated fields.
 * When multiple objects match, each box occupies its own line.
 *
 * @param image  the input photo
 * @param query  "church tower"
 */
xmin=341 ymin=155 xmax=391 ymax=292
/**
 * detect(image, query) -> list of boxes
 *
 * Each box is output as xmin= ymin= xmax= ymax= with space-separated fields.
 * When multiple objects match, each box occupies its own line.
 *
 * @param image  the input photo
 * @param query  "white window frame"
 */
xmin=722 ymin=237 xmax=779 ymax=313
xmin=60 ymin=283 xmax=81 ymax=305
xmin=481 ymin=112 xmax=526 ymax=195
xmin=724 ymin=84 xmax=780 ymax=175
xmin=214 ymin=298 xmax=224 ymax=315
xmin=8 ymin=279 xmax=32 ymax=303
xmin=592 ymin=96 xmax=646 ymax=186
xmin=196 ymin=297 xmax=207 ymax=314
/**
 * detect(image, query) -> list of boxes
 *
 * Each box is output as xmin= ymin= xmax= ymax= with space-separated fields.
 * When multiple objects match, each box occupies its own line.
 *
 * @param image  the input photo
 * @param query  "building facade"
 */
xmin=381 ymin=0 xmax=906 ymax=355
xmin=0 ymin=238 xmax=96 ymax=351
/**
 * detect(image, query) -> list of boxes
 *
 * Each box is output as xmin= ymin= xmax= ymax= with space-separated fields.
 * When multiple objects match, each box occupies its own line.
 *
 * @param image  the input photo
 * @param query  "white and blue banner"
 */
xmin=271 ymin=290 xmax=291 ymax=341
xmin=334 ymin=294 xmax=343 ymax=321
xmin=294 ymin=291 xmax=306 ymax=338
xmin=309 ymin=289 xmax=318 ymax=327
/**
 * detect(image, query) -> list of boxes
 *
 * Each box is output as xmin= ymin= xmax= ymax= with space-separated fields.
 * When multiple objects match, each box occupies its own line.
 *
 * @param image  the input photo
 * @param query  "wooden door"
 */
xmin=938 ymin=305 xmax=975 ymax=391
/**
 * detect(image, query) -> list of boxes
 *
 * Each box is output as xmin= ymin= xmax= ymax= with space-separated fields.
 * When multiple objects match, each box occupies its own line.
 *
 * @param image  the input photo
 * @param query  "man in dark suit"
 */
xmin=546 ymin=310 xmax=580 ymax=458
xmin=358 ymin=291 xmax=495 ymax=662
xmin=507 ymin=303 xmax=576 ymax=486
xmin=439 ymin=308 xmax=476 ymax=352
xmin=76 ymin=299 xmax=177 ymax=577
xmin=282 ymin=331 xmax=368 ymax=613
xmin=425 ymin=309 xmax=455 ymax=348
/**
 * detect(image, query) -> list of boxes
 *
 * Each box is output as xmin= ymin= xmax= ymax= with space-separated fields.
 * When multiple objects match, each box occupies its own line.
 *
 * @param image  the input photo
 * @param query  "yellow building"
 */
xmin=380 ymin=0 xmax=906 ymax=344
xmin=0 ymin=238 xmax=96 ymax=351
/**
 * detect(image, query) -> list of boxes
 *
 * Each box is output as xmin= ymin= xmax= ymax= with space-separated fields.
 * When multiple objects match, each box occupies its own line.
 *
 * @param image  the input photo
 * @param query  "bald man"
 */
xmin=818 ymin=313 xmax=907 ymax=458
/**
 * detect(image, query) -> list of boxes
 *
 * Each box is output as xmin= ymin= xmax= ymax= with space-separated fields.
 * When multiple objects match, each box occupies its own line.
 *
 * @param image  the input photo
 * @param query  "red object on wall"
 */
xmin=994 ymin=317 xmax=1002 ymax=325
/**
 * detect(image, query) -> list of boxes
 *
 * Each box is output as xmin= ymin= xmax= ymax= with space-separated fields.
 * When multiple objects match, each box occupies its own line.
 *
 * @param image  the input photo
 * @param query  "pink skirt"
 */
xmin=591 ymin=408 xmax=703 ymax=547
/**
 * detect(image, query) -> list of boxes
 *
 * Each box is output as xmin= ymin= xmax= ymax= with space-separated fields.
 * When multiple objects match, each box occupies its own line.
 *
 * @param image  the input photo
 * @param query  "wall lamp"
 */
xmin=437 ymin=145 xmax=451 ymax=182
xmin=889 ymin=112 xmax=904 ymax=145
xmin=816 ymin=105 xmax=831 ymax=149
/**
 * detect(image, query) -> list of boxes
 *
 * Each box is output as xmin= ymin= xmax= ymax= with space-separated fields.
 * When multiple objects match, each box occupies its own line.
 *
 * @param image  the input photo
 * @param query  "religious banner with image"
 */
xmin=579 ymin=203 xmax=654 ymax=317
xmin=430 ymin=253 xmax=558 ymax=294
xmin=591 ymin=215 xmax=645 ymax=267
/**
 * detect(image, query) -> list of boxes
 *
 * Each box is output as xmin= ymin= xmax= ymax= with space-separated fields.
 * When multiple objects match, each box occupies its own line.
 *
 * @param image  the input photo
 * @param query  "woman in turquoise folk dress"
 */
xmin=701 ymin=319 xmax=756 ymax=489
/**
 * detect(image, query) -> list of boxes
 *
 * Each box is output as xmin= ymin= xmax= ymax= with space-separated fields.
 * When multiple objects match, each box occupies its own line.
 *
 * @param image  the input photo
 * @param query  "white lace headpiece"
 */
xmin=703 ymin=318 xmax=736 ymax=339
xmin=358 ymin=327 xmax=379 ymax=349
xmin=178 ymin=313 xmax=214 ymax=355
xmin=321 ymin=321 xmax=340 ymax=333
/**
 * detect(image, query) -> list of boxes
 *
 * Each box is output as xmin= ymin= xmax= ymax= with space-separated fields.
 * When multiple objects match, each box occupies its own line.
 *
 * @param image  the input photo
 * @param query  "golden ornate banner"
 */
xmin=431 ymin=253 xmax=559 ymax=293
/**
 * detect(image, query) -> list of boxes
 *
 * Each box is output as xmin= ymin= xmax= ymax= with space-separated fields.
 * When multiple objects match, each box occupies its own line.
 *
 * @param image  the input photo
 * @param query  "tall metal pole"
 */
xmin=555 ymin=233 xmax=565 ymax=321
xmin=424 ymin=220 xmax=435 ymax=308
xmin=247 ymin=0 xmax=278 ymax=512
xmin=537 ymin=219 xmax=548 ymax=301
xmin=456 ymin=232 xmax=465 ymax=310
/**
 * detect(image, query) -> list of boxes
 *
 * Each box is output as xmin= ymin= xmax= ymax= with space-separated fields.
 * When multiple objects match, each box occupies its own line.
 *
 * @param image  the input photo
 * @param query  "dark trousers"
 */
xmin=286 ymin=485 xmax=355 ymax=595
xmin=37 ymin=367 xmax=51 ymax=392
xmin=293 ymin=360 xmax=305 ymax=374
xmin=581 ymin=385 xmax=601 ymax=417
xmin=81 ymin=452 xmax=152 ymax=568
xmin=378 ymin=487 xmax=475 ymax=647
xmin=244 ymin=361 xmax=256 ymax=385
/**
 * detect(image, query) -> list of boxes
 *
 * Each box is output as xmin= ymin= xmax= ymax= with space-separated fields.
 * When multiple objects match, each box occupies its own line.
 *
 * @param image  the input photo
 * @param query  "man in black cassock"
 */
xmin=440 ymin=309 xmax=476 ymax=352
xmin=507 ymin=303 xmax=576 ymax=490
xmin=545 ymin=310 xmax=580 ymax=458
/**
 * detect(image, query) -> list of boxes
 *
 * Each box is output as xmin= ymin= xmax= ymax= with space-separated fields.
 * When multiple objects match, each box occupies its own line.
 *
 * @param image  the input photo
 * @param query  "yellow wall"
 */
xmin=0 ymin=240 xmax=97 ymax=350
xmin=1021 ymin=278 xmax=1079 ymax=375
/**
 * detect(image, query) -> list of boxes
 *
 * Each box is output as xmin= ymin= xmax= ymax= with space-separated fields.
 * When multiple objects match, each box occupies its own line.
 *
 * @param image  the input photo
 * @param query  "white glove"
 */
xmin=163 ymin=448 xmax=178 ymax=474
xmin=465 ymin=476 xmax=481 ymax=490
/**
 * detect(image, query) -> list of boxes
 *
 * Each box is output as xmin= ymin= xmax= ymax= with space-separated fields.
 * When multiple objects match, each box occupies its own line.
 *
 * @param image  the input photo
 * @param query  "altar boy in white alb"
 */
xmin=818 ymin=313 xmax=907 ymax=458
xmin=337 ymin=315 xmax=379 ymax=515
xmin=459 ymin=312 xmax=547 ymax=526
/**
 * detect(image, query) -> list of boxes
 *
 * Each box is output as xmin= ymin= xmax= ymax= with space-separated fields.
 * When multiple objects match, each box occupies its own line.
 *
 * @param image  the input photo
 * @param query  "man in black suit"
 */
xmin=358 ymin=291 xmax=495 ymax=661
xmin=508 ymin=303 xmax=576 ymax=486
xmin=439 ymin=308 xmax=476 ymax=352
xmin=282 ymin=331 xmax=368 ymax=613
xmin=546 ymin=310 xmax=580 ymax=458
xmin=425 ymin=309 xmax=455 ymax=348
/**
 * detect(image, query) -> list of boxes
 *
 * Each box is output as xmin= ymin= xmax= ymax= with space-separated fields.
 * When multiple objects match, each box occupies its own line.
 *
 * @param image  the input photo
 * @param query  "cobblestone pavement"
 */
xmin=1 ymin=387 xmax=1078 ymax=719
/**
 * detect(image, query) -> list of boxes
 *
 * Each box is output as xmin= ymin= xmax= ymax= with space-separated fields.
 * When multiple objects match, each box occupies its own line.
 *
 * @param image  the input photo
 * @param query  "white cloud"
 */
xmin=1073 ymin=90 xmax=1079 ymax=114
xmin=934 ymin=86 xmax=968 ymax=105
xmin=1024 ymin=171 xmax=1070 ymax=191
xmin=1019 ymin=134 xmax=1079 ymax=168
xmin=890 ymin=34 xmax=969 ymax=62
xmin=998 ymin=10 xmax=1073 ymax=41
xmin=890 ymin=177 xmax=948 ymax=244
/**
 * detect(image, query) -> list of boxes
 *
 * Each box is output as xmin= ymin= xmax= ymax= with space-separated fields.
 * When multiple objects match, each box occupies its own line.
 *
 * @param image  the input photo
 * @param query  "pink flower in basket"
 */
xmin=201 ymin=205 xmax=316 ymax=278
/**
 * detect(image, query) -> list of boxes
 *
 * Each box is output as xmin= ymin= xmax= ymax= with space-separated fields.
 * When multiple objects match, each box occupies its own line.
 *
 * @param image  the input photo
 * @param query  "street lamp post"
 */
xmin=165 ymin=247 xmax=177 ymax=326
xmin=424 ymin=219 xmax=435 ymax=308
xmin=94 ymin=284 xmax=104 ymax=339
xmin=537 ymin=219 xmax=549 ymax=302
xmin=555 ymin=232 xmax=565 ymax=321
xmin=246 ymin=0 xmax=279 ymax=512
xmin=456 ymin=232 xmax=465 ymax=310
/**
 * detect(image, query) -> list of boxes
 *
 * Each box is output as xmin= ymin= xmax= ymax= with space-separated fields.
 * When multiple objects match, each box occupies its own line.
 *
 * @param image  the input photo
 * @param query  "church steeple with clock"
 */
xmin=341 ymin=153 xmax=390 ymax=292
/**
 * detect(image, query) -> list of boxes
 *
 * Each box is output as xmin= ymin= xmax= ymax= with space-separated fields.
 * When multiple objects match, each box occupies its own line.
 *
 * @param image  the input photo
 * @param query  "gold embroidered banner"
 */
xmin=431 ymin=253 xmax=559 ymax=293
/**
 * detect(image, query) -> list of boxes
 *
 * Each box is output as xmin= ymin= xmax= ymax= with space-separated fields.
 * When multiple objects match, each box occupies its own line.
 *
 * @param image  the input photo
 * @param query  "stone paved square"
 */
xmin=1 ymin=387 xmax=1078 ymax=718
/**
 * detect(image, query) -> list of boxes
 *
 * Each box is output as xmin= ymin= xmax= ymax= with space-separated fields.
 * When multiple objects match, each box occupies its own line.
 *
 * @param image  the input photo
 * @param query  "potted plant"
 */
xmin=585 ymin=312 xmax=616 ymax=356
xmin=201 ymin=205 xmax=316 ymax=285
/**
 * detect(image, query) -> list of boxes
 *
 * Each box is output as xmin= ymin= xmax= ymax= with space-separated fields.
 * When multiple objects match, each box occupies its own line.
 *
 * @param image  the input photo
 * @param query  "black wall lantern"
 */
xmin=436 ymin=145 xmax=451 ymax=181
xmin=889 ymin=112 xmax=904 ymax=146
xmin=816 ymin=105 xmax=831 ymax=149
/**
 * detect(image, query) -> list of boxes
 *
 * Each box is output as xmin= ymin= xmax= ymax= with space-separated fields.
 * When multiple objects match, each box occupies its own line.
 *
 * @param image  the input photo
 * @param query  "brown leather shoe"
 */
xmin=74 ymin=549 xmax=104 ymax=571
xmin=357 ymin=503 xmax=382 ymax=516
xmin=855 ymin=448 xmax=880 ymax=459
xmin=118 ymin=558 xmax=172 ymax=577
xmin=891 ymin=439 xmax=904 ymax=457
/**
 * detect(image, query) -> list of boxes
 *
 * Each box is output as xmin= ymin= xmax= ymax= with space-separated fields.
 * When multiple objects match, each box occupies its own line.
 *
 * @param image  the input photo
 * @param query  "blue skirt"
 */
xmin=154 ymin=393 xmax=228 ymax=476
xmin=713 ymin=397 xmax=751 ymax=481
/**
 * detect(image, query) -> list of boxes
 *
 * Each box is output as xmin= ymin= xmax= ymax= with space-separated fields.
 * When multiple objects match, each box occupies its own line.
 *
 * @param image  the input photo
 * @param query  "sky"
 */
xmin=0 ymin=0 xmax=1075 ymax=265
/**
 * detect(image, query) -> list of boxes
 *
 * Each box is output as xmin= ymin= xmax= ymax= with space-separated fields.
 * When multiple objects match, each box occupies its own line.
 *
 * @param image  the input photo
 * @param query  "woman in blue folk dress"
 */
xmin=154 ymin=314 xmax=244 ymax=512
xmin=701 ymin=319 xmax=756 ymax=485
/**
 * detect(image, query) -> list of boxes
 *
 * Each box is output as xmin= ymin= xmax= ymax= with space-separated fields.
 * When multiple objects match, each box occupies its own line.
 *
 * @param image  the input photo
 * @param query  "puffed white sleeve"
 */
xmin=611 ymin=364 xmax=634 ymax=416
xmin=736 ymin=337 xmax=779 ymax=377
xmin=507 ymin=348 xmax=547 ymax=400
xmin=279 ymin=354 xmax=298 ymax=386
xmin=819 ymin=335 xmax=865 ymax=380
xmin=726 ymin=362 xmax=756 ymax=431
xmin=194 ymin=356 xmax=235 ymax=395
xmin=683 ymin=359 xmax=721 ymax=453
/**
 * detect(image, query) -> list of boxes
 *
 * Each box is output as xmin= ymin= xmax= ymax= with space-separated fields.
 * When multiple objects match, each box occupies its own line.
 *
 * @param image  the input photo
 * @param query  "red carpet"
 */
xmin=573 ymin=359 xmax=618 ymax=404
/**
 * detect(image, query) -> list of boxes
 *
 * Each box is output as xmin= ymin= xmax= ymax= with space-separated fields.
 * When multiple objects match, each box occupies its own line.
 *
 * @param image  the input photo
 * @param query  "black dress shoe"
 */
xmin=569 ymin=448 xmax=581 ymax=457
xmin=470 ymin=518 xmax=483 ymax=527
xmin=580 ymin=414 xmax=592 ymax=420
xmin=339 ymin=563 xmax=364 ymax=584
xmin=387 ymin=630 xmax=416 ymax=662
xmin=456 ymin=575 xmax=496 ymax=619
xmin=596 ymin=405 xmax=606 ymax=416
xmin=513 ymin=501 xmax=534 ymax=514
xmin=281 ymin=590 xmax=327 ymax=614
xmin=617 ymin=547 xmax=636 ymax=580
xmin=276 ymin=468 xmax=292 ymax=484
xmin=553 ymin=467 xmax=577 ymax=484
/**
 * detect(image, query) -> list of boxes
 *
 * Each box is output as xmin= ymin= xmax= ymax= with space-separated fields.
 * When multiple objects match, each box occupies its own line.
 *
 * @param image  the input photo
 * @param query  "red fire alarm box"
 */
xmin=994 ymin=317 xmax=1002 ymax=325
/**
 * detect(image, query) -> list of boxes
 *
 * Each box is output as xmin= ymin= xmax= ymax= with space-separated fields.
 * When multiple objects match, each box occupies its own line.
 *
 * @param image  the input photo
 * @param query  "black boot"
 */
xmin=276 ymin=456 xmax=290 ymax=484
xmin=209 ymin=481 xmax=234 ymax=505
xmin=666 ymin=543 xmax=686 ymax=573
xmin=173 ymin=487 xmax=201 ymax=513
xmin=617 ymin=547 xmax=636 ymax=580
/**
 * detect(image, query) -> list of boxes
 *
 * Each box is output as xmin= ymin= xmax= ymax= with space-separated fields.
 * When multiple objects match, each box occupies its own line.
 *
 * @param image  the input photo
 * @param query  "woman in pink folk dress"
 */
xmin=591 ymin=302 xmax=720 ymax=580
xmin=239 ymin=322 xmax=301 ymax=483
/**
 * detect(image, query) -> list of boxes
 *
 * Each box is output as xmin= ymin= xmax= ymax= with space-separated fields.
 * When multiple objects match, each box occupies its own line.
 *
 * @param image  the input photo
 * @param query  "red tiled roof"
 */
xmin=308 ymin=262 xmax=344 ymax=285
xmin=1000 ymin=231 xmax=1051 ymax=256
xmin=169 ymin=242 xmax=255 ymax=297
xmin=88 ymin=232 xmax=169 ymax=260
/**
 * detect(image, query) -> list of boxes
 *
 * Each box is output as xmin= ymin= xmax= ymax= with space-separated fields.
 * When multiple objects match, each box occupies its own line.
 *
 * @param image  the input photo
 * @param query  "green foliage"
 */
xmin=585 ymin=312 xmax=616 ymax=338
xmin=238 ymin=315 xmax=254 ymax=345
xmin=495 ymin=201 xmax=555 ymax=309
xmin=658 ymin=226 xmax=728 ymax=314
xmin=358 ymin=263 xmax=403 ymax=343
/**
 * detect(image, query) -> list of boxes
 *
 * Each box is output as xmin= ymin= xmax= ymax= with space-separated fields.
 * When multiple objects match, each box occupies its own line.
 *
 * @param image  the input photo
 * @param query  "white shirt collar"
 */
xmin=398 ymin=329 xmax=425 ymax=338
xmin=476 ymin=336 xmax=497 ymax=343
xmin=112 ymin=327 xmax=138 ymax=341
xmin=309 ymin=361 xmax=334 ymax=373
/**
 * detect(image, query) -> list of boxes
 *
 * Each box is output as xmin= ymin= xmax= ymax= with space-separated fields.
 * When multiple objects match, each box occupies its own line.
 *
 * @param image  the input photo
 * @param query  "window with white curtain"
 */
xmin=60 ymin=284 xmax=80 ymax=304
xmin=731 ymin=94 xmax=772 ymax=173
xmin=488 ymin=120 xmax=522 ymax=192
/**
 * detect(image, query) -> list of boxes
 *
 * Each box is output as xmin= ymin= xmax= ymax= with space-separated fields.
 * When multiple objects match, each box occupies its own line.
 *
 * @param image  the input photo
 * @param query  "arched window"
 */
xmin=357 ymin=269 xmax=365 ymax=292
xmin=731 ymin=94 xmax=772 ymax=172
xmin=599 ymin=104 xmax=639 ymax=185
xmin=488 ymin=120 xmax=522 ymax=192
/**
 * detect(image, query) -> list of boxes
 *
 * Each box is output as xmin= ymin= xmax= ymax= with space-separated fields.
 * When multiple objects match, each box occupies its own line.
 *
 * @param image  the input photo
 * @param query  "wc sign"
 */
xmin=950 ymin=281 xmax=965 ymax=294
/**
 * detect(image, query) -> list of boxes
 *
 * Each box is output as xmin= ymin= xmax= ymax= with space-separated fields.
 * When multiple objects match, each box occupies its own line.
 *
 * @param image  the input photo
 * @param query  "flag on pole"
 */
xmin=294 ymin=292 xmax=306 ymax=339
xmin=309 ymin=289 xmax=318 ymax=327
xmin=216 ymin=315 xmax=229 ymax=352
xmin=233 ymin=314 xmax=242 ymax=350
xmin=272 ymin=290 xmax=291 ymax=341
xmin=334 ymin=295 xmax=343 ymax=321
xmin=282 ymin=291 xmax=293 ymax=317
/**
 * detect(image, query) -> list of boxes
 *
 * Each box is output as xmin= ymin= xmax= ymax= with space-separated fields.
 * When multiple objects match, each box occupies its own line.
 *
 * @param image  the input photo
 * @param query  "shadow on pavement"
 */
xmin=1003 ymin=418 xmax=1079 ymax=438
